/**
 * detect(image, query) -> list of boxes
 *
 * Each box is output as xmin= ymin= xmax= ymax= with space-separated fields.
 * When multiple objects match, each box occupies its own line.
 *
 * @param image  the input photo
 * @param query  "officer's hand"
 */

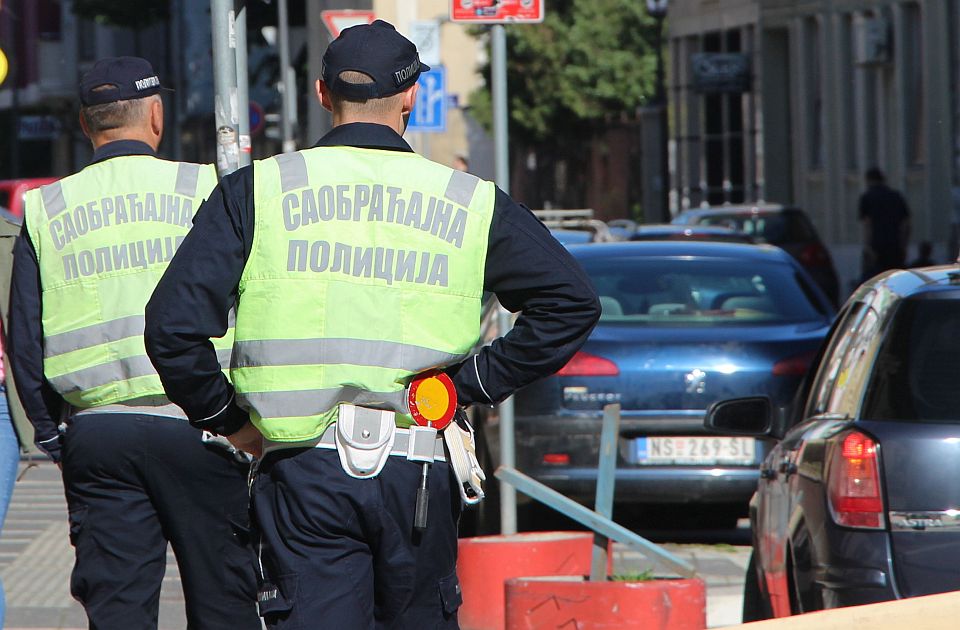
xmin=226 ymin=421 xmax=264 ymax=459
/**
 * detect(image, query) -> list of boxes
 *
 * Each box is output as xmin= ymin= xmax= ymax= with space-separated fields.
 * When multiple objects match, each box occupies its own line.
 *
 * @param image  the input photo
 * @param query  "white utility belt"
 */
xmin=261 ymin=403 xmax=485 ymax=505
xmin=270 ymin=423 xmax=447 ymax=462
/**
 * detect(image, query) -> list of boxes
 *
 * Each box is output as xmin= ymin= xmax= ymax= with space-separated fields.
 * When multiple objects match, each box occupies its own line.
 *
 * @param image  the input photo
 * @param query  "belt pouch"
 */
xmin=334 ymin=404 xmax=396 ymax=479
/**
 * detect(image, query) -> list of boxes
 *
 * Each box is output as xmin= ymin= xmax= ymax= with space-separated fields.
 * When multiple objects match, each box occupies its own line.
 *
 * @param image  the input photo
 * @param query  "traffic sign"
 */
xmin=450 ymin=0 xmax=544 ymax=24
xmin=0 ymin=47 xmax=7 ymax=86
xmin=321 ymin=10 xmax=376 ymax=39
xmin=408 ymin=20 xmax=441 ymax=66
xmin=407 ymin=66 xmax=446 ymax=133
xmin=249 ymin=101 xmax=265 ymax=135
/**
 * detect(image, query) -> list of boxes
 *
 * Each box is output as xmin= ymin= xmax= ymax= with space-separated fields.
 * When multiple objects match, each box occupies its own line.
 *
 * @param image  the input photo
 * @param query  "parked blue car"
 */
xmin=513 ymin=241 xmax=835 ymax=525
xmin=706 ymin=265 xmax=960 ymax=619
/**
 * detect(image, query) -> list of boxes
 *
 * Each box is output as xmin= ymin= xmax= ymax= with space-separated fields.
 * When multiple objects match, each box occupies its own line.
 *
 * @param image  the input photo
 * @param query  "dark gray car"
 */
xmin=673 ymin=205 xmax=841 ymax=306
xmin=706 ymin=265 xmax=960 ymax=619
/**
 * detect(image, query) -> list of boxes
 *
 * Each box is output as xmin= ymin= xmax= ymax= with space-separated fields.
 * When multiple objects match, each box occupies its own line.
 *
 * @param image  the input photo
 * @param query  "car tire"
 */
xmin=742 ymin=550 xmax=773 ymax=622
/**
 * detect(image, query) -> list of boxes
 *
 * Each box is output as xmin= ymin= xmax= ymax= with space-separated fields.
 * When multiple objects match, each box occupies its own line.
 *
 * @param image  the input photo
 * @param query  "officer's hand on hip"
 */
xmin=226 ymin=421 xmax=264 ymax=460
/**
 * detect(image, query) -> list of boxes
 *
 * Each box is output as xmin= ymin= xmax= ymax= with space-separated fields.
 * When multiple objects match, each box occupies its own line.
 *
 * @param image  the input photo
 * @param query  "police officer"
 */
xmin=145 ymin=21 xmax=600 ymax=629
xmin=7 ymin=57 xmax=260 ymax=630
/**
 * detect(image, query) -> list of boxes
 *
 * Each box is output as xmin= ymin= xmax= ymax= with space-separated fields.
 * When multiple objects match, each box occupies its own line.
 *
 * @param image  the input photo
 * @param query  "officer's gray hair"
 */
xmin=81 ymin=90 xmax=158 ymax=133
xmin=329 ymin=71 xmax=404 ymax=116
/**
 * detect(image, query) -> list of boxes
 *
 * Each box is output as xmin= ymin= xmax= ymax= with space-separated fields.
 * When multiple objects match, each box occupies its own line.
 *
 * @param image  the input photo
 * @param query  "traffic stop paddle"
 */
xmin=407 ymin=371 xmax=457 ymax=531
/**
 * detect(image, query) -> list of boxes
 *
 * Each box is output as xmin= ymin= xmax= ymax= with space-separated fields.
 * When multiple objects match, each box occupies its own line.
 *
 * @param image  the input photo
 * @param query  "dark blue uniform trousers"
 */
xmin=60 ymin=413 xmax=261 ymax=630
xmin=251 ymin=447 xmax=463 ymax=629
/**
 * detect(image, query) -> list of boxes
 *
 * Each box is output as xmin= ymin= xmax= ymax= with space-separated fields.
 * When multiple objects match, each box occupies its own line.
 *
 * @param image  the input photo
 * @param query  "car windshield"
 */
xmin=579 ymin=256 xmax=827 ymax=325
xmin=696 ymin=211 xmax=815 ymax=244
xmin=862 ymin=298 xmax=960 ymax=422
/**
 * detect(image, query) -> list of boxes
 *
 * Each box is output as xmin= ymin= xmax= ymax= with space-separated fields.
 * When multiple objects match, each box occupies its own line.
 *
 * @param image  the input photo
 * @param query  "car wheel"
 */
xmin=742 ymin=550 xmax=773 ymax=622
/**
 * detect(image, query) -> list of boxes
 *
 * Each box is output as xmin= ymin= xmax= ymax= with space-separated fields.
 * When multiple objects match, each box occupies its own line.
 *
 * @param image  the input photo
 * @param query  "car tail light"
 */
xmin=556 ymin=351 xmax=619 ymax=376
xmin=799 ymin=243 xmax=832 ymax=267
xmin=827 ymin=431 xmax=885 ymax=529
xmin=772 ymin=350 xmax=818 ymax=376
xmin=543 ymin=453 xmax=571 ymax=465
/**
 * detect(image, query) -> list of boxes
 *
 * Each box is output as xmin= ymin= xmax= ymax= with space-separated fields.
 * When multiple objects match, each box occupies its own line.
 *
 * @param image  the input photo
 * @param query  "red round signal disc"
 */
xmin=408 ymin=371 xmax=457 ymax=429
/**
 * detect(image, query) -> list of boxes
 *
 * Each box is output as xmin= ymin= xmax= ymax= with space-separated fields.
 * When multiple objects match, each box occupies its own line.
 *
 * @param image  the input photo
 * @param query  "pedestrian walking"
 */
xmin=0 ymin=208 xmax=37 ymax=628
xmin=858 ymin=167 xmax=911 ymax=280
xmin=144 ymin=20 xmax=600 ymax=629
xmin=6 ymin=57 xmax=260 ymax=630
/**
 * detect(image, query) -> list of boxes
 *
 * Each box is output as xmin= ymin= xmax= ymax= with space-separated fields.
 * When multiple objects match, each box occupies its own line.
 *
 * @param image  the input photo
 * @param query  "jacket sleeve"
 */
xmin=7 ymin=221 xmax=67 ymax=461
xmin=144 ymin=167 xmax=254 ymax=436
xmin=447 ymin=188 xmax=601 ymax=406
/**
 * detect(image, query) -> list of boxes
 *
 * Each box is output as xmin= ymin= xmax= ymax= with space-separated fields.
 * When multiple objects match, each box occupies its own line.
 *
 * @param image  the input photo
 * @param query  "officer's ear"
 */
xmin=401 ymin=83 xmax=418 ymax=116
xmin=150 ymin=96 xmax=164 ymax=138
xmin=317 ymin=79 xmax=333 ymax=113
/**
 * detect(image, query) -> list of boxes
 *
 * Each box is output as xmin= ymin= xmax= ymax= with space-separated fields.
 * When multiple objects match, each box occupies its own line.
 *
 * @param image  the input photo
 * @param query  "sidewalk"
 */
xmin=1 ymin=460 xmax=747 ymax=628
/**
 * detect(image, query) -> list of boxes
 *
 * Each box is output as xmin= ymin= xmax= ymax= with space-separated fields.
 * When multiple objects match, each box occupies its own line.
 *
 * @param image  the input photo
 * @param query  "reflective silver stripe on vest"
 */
xmin=48 ymin=349 xmax=233 ymax=393
xmin=241 ymin=387 xmax=409 ymax=418
xmin=275 ymin=152 xmax=309 ymax=192
xmin=42 ymin=181 xmax=66 ymax=219
xmin=232 ymin=338 xmax=466 ymax=370
xmin=444 ymin=170 xmax=480 ymax=207
xmin=175 ymin=163 xmax=201 ymax=197
xmin=44 ymin=314 xmax=145 ymax=358
xmin=46 ymin=312 xmax=236 ymax=360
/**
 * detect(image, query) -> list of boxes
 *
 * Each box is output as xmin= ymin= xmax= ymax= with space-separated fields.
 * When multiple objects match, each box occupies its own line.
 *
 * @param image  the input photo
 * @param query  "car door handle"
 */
xmin=760 ymin=466 xmax=777 ymax=480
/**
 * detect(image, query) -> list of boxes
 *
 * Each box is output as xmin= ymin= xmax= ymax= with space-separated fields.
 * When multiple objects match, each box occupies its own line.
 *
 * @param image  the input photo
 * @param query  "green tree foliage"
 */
xmin=470 ymin=0 xmax=662 ymax=146
xmin=72 ymin=0 xmax=169 ymax=31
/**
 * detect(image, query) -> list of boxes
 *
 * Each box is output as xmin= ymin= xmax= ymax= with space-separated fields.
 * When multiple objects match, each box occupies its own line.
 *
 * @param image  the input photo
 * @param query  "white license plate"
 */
xmin=633 ymin=436 xmax=756 ymax=465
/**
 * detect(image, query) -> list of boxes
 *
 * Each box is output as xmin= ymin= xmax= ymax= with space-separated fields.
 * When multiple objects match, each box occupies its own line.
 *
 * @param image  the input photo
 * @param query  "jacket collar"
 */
xmin=314 ymin=123 xmax=414 ymax=153
xmin=90 ymin=139 xmax=156 ymax=165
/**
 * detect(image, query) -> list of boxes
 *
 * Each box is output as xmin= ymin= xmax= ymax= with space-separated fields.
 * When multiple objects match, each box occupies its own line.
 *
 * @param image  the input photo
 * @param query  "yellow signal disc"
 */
xmin=414 ymin=377 xmax=451 ymax=422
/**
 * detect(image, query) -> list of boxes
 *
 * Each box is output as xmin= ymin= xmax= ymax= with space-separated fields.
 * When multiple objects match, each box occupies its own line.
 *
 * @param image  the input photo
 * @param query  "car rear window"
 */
xmin=580 ymin=256 xmax=827 ymax=325
xmin=862 ymin=298 xmax=960 ymax=422
xmin=696 ymin=211 xmax=815 ymax=245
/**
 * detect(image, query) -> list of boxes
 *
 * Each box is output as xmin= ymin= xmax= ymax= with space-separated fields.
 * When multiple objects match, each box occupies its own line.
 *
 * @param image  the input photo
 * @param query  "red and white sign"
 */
xmin=321 ymin=10 xmax=376 ymax=39
xmin=450 ymin=0 xmax=544 ymax=24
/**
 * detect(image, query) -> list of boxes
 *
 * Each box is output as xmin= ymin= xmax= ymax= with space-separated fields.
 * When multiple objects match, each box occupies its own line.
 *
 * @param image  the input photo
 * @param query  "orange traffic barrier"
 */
xmin=505 ymin=576 xmax=706 ymax=629
xmin=458 ymin=532 xmax=595 ymax=630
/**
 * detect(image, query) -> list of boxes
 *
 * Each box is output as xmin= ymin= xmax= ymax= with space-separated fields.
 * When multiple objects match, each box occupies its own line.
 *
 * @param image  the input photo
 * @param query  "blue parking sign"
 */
xmin=407 ymin=67 xmax=446 ymax=133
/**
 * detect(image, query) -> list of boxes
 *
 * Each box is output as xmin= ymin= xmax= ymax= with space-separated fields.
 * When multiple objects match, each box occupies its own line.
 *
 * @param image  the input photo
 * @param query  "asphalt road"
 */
xmin=1 ymin=460 xmax=749 ymax=629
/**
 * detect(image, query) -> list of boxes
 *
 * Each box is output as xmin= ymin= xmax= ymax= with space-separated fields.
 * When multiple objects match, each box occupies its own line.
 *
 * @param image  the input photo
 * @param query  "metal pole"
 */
xmin=591 ymin=404 xmax=621 ymax=581
xmin=492 ymin=23 xmax=516 ymax=536
xmin=234 ymin=1 xmax=251 ymax=167
xmin=491 ymin=25 xmax=510 ymax=193
xmin=211 ymin=0 xmax=241 ymax=176
xmin=278 ymin=0 xmax=296 ymax=153
xmin=497 ymin=308 xmax=517 ymax=535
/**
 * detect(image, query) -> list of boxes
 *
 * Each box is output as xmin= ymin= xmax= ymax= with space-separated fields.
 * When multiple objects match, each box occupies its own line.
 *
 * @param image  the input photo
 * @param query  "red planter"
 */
xmin=504 ymin=576 xmax=706 ymax=630
xmin=458 ymin=532 xmax=595 ymax=630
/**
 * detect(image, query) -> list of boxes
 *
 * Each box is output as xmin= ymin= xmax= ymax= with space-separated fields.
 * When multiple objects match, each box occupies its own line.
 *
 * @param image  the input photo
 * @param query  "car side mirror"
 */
xmin=704 ymin=397 xmax=776 ymax=437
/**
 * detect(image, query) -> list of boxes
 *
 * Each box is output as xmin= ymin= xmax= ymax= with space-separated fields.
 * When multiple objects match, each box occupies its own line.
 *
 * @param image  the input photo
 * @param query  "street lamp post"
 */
xmin=645 ymin=0 xmax=670 ymax=222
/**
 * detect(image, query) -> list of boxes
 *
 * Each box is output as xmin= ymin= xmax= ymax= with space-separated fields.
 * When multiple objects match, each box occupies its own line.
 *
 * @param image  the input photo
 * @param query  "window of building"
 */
xmin=38 ymin=0 xmax=61 ymax=40
xmin=804 ymin=17 xmax=823 ymax=170
xmin=840 ymin=15 xmax=857 ymax=170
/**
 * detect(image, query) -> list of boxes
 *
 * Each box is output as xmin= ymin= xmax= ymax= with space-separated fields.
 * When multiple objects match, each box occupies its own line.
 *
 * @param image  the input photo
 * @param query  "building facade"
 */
xmin=669 ymin=0 xmax=958 ymax=293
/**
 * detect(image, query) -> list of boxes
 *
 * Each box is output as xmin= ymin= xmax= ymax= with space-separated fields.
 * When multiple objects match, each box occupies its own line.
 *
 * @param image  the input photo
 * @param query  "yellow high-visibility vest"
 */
xmin=232 ymin=147 xmax=495 ymax=442
xmin=25 ymin=155 xmax=223 ymax=409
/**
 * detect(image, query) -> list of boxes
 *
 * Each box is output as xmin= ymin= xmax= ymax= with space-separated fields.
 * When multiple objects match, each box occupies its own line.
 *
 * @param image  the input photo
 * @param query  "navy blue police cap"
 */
xmin=322 ymin=20 xmax=430 ymax=99
xmin=80 ymin=56 xmax=166 ymax=106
